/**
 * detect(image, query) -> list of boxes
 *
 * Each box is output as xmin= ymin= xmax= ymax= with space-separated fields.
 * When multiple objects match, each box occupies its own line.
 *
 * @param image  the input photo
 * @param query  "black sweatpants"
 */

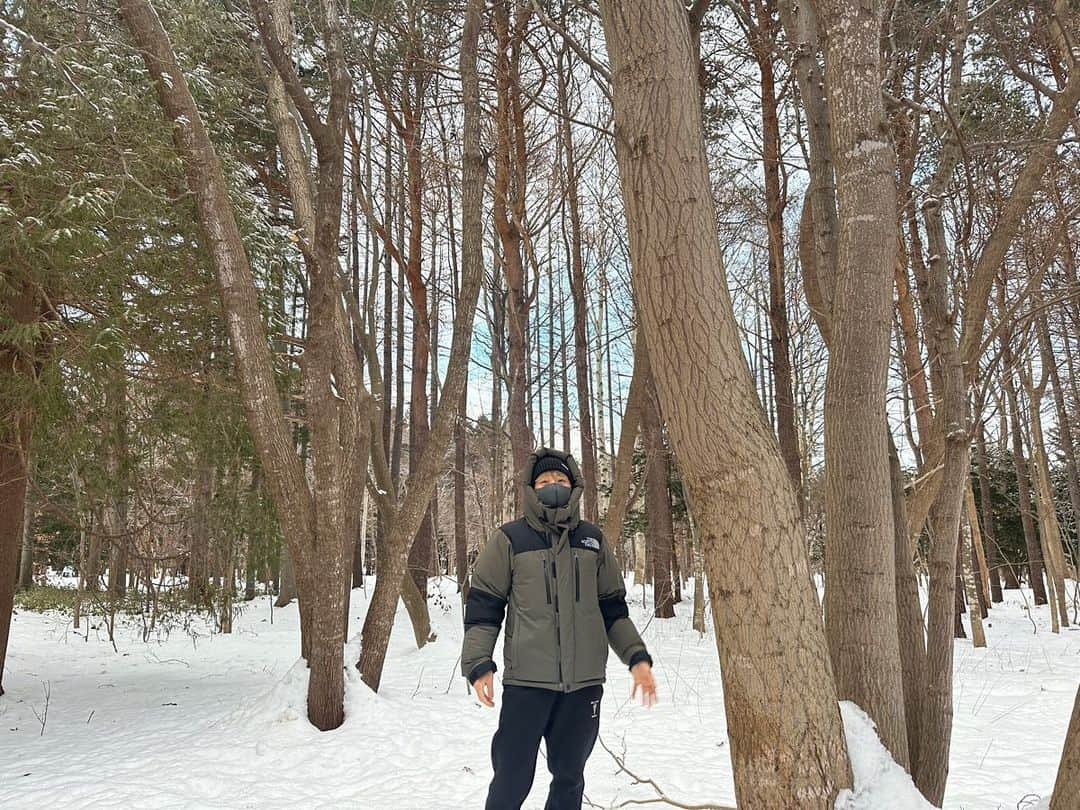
xmin=484 ymin=683 xmax=603 ymax=810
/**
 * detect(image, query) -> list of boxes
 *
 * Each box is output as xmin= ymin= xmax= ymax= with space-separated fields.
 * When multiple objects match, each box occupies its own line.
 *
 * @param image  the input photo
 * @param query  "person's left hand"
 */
xmin=630 ymin=661 xmax=657 ymax=707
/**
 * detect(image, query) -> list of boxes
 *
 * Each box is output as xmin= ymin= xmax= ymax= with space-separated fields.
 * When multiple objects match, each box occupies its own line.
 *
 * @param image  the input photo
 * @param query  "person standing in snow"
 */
xmin=461 ymin=447 xmax=658 ymax=810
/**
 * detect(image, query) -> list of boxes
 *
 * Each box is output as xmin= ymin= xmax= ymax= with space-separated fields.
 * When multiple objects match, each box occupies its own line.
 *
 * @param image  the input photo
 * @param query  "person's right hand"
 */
xmin=472 ymin=671 xmax=495 ymax=707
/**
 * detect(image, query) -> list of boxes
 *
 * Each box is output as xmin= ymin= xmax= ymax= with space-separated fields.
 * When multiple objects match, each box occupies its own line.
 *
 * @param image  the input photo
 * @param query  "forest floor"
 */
xmin=1 ymin=575 xmax=1077 ymax=809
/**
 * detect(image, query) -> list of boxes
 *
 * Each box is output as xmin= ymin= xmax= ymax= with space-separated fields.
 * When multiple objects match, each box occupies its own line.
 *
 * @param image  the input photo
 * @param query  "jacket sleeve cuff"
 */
xmin=466 ymin=659 xmax=497 ymax=684
xmin=628 ymin=650 xmax=653 ymax=671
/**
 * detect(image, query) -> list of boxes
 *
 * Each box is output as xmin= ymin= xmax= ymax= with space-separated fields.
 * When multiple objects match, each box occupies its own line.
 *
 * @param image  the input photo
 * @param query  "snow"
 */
xmin=837 ymin=703 xmax=934 ymax=809
xmin=1 ymin=577 xmax=1076 ymax=809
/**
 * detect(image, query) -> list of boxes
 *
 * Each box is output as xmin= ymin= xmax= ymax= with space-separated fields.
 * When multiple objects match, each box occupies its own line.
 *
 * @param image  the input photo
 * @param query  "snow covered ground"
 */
xmin=1 ymin=576 xmax=1076 ymax=809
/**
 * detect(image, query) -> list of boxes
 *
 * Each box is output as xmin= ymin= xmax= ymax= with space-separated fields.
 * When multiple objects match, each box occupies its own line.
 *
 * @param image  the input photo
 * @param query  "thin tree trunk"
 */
xmin=889 ymin=432 xmax=927 ymax=775
xmin=975 ymin=428 xmax=1005 ymax=601
xmin=640 ymin=338 xmax=675 ymax=619
xmin=959 ymin=507 xmax=986 ymax=647
xmin=0 ymin=279 xmax=37 ymax=696
xmin=744 ymin=0 xmax=801 ymax=506
xmin=355 ymin=0 xmax=486 ymax=691
xmin=602 ymin=335 xmax=646 ymax=561
xmin=557 ymin=44 xmax=600 ymax=522
xmin=17 ymin=451 xmax=37 ymax=590
xmin=1003 ymin=349 xmax=1048 ymax=604
xmin=493 ymin=1 xmax=535 ymax=513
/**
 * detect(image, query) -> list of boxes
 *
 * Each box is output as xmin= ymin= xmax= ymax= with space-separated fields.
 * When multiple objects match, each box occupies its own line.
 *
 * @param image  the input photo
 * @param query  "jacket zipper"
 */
xmin=574 ymin=553 xmax=580 ymax=601
xmin=543 ymin=560 xmax=552 ymax=604
xmin=552 ymin=555 xmax=564 ymax=688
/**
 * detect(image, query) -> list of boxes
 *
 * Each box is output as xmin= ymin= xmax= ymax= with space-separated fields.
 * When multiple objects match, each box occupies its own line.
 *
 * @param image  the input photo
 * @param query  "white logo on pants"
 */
xmin=590 ymin=699 xmax=600 ymax=719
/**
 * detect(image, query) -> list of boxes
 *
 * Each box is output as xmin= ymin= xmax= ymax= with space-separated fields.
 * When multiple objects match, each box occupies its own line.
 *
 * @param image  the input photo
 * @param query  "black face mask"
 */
xmin=536 ymin=483 xmax=572 ymax=509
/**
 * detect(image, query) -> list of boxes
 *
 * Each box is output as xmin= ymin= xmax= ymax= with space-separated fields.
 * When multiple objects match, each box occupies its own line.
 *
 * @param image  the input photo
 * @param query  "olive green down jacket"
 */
xmin=461 ymin=447 xmax=652 ymax=692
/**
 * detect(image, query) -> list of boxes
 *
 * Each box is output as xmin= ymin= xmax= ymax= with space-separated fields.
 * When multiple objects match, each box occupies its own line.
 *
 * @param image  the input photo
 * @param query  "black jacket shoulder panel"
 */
xmin=500 ymin=518 xmax=548 ymax=554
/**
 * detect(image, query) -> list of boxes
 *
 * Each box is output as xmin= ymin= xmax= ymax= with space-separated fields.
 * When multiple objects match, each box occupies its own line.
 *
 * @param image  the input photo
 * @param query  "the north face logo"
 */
xmin=580 ymin=536 xmax=600 ymax=551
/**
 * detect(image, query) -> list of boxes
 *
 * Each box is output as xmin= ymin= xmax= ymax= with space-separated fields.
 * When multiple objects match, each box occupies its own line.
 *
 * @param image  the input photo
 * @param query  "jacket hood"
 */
xmin=522 ymin=446 xmax=584 ymax=534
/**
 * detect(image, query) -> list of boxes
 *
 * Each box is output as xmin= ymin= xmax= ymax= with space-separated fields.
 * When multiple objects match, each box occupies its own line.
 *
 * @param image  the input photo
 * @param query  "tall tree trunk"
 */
xmin=1024 ymin=350 xmax=1070 ymax=631
xmin=454 ymin=373 xmax=469 ymax=596
xmin=640 ymin=339 xmax=675 ymax=619
xmin=1044 ymin=316 xmax=1080 ymax=538
xmin=1002 ymin=344 xmax=1048 ymax=604
xmin=355 ymin=0 xmax=486 ymax=692
xmin=602 ymin=335 xmax=646 ymax=561
xmin=0 ymin=278 xmax=38 ymax=696
xmin=597 ymin=3 xmax=853 ymax=803
xmin=105 ymin=368 xmax=129 ymax=599
xmin=889 ymin=432 xmax=927 ymax=776
xmin=493 ymin=1 xmax=535 ymax=513
xmin=189 ymin=457 xmax=214 ymax=605
xmin=809 ymin=0 xmax=910 ymax=770
xmin=125 ymin=0 xmax=370 ymax=730
xmin=1051 ymin=686 xmax=1080 ymax=809
xmin=17 ymin=451 xmax=37 ymax=590
xmin=557 ymin=45 xmax=600 ymax=522
xmin=744 ymin=0 xmax=801 ymax=506
xmin=975 ymin=428 xmax=1005 ymax=601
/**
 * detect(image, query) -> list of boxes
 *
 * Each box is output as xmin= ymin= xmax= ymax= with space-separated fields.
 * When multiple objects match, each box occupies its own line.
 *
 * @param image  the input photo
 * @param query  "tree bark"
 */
xmin=602 ymin=335 xmax=645 ymax=560
xmin=355 ymin=0 xmax=486 ymax=691
xmin=17 ymin=451 xmax=37 ymax=590
xmin=1051 ymin=686 xmax=1080 ymax=810
xmin=744 ymin=0 xmax=801 ymax=506
xmin=809 ymin=0 xmax=910 ymax=770
xmin=974 ymin=428 xmax=1005 ymax=601
xmin=598 ymin=3 xmax=853 ymax=804
xmin=640 ymin=338 xmax=675 ymax=619
xmin=0 ymin=277 xmax=38 ymax=696
xmin=492 ymin=1 xmax=535 ymax=513
xmin=557 ymin=44 xmax=600 ymax=523
xmin=124 ymin=0 xmax=370 ymax=730
xmin=1002 ymin=340 xmax=1047 ymax=604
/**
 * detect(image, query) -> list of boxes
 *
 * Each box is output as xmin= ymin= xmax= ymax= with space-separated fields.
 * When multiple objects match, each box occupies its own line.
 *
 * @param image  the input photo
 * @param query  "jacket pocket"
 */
xmin=574 ymin=554 xmax=581 ymax=601
xmin=573 ymin=607 xmax=608 ymax=682
xmin=543 ymin=561 xmax=552 ymax=604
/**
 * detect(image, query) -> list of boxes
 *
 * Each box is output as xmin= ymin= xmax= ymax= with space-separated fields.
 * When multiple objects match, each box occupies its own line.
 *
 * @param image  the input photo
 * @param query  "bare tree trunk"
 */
xmin=493 ymin=1 xmax=535 ymax=513
xmin=557 ymin=44 xmax=600 ymax=522
xmin=1003 ymin=343 xmax=1048 ymax=604
xmin=189 ymin=457 xmax=214 ymax=606
xmin=602 ymin=335 xmax=645 ymax=560
xmin=0 ymin=279 xmax=38 ymax=696
xmin=1044 ymin=317 xmax=1080 ymax=537
xmin=959 ymin=507 xmax=986 ymax=647
xmin=1024 ymin=351 xmax=1070 ymax=632
xmin=975 ymin=428 xmax=1004 ymax=601
xmin=454 ymin=373 xmax=469 ymax=596
xmin=17 ymin=451 xmax=37 ymax=590
xmin=1051 ymin=686 xmax=1080 ymax=810
xmin=355 ymin=0 xmax=486 ymax=691
xmin=640 ymin=339 xmax=675 ymax=619
xmin=743 ymin=0 xmax=802 ymax=506
xmin=965 ymin=484 xmax=990 ymax=618
xmin=808 ymin=0 xmax=910 ymax=770
xmin=598 ymin=3 xmax=853 ymax=803
xmin=889 ymin=432 xmax=927 ymax=774
xmin=124 ymin=0 xmax=370 ymax=730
